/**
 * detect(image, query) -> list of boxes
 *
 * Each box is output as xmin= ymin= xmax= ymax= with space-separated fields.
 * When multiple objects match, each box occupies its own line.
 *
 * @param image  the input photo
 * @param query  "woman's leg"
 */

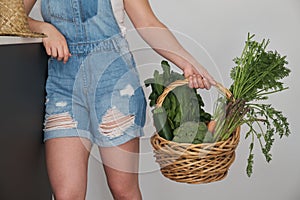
xmin=45 ymin=137 xmax=92 ymax=200
xmin=99 ymin=138 xmax=142 ymax=200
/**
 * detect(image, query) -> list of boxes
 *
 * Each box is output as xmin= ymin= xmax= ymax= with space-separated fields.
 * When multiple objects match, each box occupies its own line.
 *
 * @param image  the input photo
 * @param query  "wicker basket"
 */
xmin=150 ymin=79 xmax=240 ymax=184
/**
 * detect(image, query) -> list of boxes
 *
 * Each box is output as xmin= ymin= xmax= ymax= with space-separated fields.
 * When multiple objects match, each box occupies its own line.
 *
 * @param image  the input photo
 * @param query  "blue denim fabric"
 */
xmin=41 ymin=0 xmax=121 ymax=43
xmin=41 ymin=0 xmax=146 ymax=147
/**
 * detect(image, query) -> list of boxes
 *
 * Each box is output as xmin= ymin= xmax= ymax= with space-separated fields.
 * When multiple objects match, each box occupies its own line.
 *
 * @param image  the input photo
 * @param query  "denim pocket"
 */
xmin=48 ymin=0 xmax=75 ymax=22
xmin=79 ymin=0 xmax=98 ymax=22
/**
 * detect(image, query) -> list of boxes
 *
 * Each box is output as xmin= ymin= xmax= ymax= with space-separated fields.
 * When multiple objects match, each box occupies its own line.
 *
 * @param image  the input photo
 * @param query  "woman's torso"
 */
xmin=41 ymin=0 xmax=126 ymax=44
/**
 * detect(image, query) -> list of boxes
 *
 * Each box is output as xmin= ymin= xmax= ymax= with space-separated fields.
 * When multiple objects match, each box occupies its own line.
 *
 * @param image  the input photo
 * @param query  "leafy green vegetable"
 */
xmin=193 ymin=122 xmax=214 ymax=144
xmin=214 ymin=33 xmax=291 ymax=176
xmin=153 ymin=107 xmax=173 ymax=140
xmin=172 ymin=121 xmax=199 ymax=144
xmin=230 ymin=34 xmax=290 ymax=102
xmin=145 ymin=61 xmax=211 ymax=140
xmin=172 ymin=121 xmax=212 ymax=144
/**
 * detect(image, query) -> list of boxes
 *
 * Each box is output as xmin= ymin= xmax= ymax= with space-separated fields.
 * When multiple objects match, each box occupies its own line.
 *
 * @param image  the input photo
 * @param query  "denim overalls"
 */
xmin=41 ymin=0 xmax=146 ymax=147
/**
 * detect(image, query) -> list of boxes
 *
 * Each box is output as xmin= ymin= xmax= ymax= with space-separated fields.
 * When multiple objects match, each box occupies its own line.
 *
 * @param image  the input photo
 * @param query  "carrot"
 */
xmin=207 ymin=120 xmax=217 ymax=133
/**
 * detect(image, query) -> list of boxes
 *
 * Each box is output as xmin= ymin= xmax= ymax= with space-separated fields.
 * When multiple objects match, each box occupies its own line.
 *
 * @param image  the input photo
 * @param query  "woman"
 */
xmin=24 ymin=0 xmax=216 ymax=199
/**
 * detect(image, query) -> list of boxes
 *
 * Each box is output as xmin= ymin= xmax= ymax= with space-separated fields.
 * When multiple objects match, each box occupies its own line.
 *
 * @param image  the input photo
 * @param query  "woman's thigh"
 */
xmin=45 ymin=137 xmax=92 ymax=199
xmin=98 ymin=137 xmax=140 ymax=186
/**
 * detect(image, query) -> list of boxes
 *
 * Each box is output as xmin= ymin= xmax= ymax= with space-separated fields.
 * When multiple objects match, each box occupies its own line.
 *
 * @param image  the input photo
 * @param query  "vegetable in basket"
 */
xmin=144 ymin=61 xmax=211 ymax=141
xmin=152 ymin=107 xmax=173 ymax=140
xmin=172 ymin=121 xmax=213 ymax=144
xmin=215 ymin=33 xmax=291 ymax=176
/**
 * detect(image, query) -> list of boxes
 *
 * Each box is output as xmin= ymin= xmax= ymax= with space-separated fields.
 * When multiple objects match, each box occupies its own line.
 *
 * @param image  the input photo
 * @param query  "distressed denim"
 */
xmin=41 ymin=0 xmax=146 ymax=147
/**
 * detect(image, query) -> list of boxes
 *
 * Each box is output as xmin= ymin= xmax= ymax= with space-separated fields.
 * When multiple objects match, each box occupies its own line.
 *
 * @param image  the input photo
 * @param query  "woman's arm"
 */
xmin=24 ymin=0 xmax=71 ymax=63
xmin=23 ymin=0 xmax=36 ymax=14
xmin=124 ymin=0 xmax=216 ymax=89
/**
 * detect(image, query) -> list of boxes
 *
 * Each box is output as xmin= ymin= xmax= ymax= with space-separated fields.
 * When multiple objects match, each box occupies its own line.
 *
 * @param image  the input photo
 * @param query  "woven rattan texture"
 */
xmin=0 ymin=0 xmax=45 ymax=38
xmin=151 ymin=128 xmax=240 ymax=184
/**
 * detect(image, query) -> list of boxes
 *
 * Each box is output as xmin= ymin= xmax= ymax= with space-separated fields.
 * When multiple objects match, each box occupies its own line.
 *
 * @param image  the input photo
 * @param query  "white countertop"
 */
xmin=0 ymin=36 xmax=42 ymax=45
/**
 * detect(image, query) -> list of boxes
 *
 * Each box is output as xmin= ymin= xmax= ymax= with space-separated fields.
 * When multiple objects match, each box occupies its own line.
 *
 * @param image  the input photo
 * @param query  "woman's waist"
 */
xmin=67 ymin=34 xmax=129 ymax=55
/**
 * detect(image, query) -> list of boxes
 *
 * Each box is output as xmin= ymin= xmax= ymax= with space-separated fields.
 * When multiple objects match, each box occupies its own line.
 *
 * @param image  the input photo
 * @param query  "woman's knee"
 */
xmin=108 ymin=181 xmax=141 ymax=200
xmin=53 ymin=188 xmax=86 ymax=200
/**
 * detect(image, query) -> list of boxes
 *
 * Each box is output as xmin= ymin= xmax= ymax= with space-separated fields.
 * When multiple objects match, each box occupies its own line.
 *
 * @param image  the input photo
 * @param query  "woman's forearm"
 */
xmin=27 ymin=17 xmax=47 ymax=35
xmin=23 ymin=0 xmax=37 ymax=15
xmin=135 ymin=24 xmax=199 ymax=71
xmin=23 ymin=0 xmax=48 ymax=37
xmin=124 ymin=0 xmax=216 ymax=88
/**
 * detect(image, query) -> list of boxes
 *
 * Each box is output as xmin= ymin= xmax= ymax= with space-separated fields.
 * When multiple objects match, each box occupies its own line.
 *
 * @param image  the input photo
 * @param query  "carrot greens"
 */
xmin=214 ymin=33 xmax=291 ymax=176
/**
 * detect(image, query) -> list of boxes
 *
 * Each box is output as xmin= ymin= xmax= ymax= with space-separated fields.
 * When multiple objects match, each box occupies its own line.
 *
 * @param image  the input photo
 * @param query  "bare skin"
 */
xmin=99 ymin=138 xmax=142 ymax=200
xmin=45 ymin=137 xmax=92 ymax=200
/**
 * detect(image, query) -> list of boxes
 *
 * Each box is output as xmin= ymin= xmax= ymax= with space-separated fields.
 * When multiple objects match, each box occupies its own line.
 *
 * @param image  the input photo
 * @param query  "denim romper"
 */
xmin=41 ymin=0 xmax=146 ymax=147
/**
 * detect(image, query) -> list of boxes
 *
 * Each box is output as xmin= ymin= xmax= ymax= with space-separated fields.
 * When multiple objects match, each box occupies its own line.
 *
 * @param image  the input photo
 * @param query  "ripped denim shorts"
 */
xmin=43 ymin=36 xmax=146 ymax=147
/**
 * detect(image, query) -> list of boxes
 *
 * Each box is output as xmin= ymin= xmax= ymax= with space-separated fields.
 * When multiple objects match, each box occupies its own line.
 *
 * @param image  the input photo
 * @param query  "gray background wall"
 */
xmin=30 ymin=0 xmax=300 ymax=199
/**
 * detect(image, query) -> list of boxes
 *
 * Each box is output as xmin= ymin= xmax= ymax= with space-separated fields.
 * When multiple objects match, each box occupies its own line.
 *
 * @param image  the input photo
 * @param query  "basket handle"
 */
xmin=156 ymin=78 xmax=232 ymax=108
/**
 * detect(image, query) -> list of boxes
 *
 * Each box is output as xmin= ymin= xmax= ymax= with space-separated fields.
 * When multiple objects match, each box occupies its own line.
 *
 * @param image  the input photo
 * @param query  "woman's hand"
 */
xmin=25 ymin=0 xmax=70 ymax=63
xmin=182 ymin=62 xmax=216 ymax=90
xmin=42 ymin=23 xmax=71 ymax=63
xmin=27 ymin=17 xmax=71 ymax=64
